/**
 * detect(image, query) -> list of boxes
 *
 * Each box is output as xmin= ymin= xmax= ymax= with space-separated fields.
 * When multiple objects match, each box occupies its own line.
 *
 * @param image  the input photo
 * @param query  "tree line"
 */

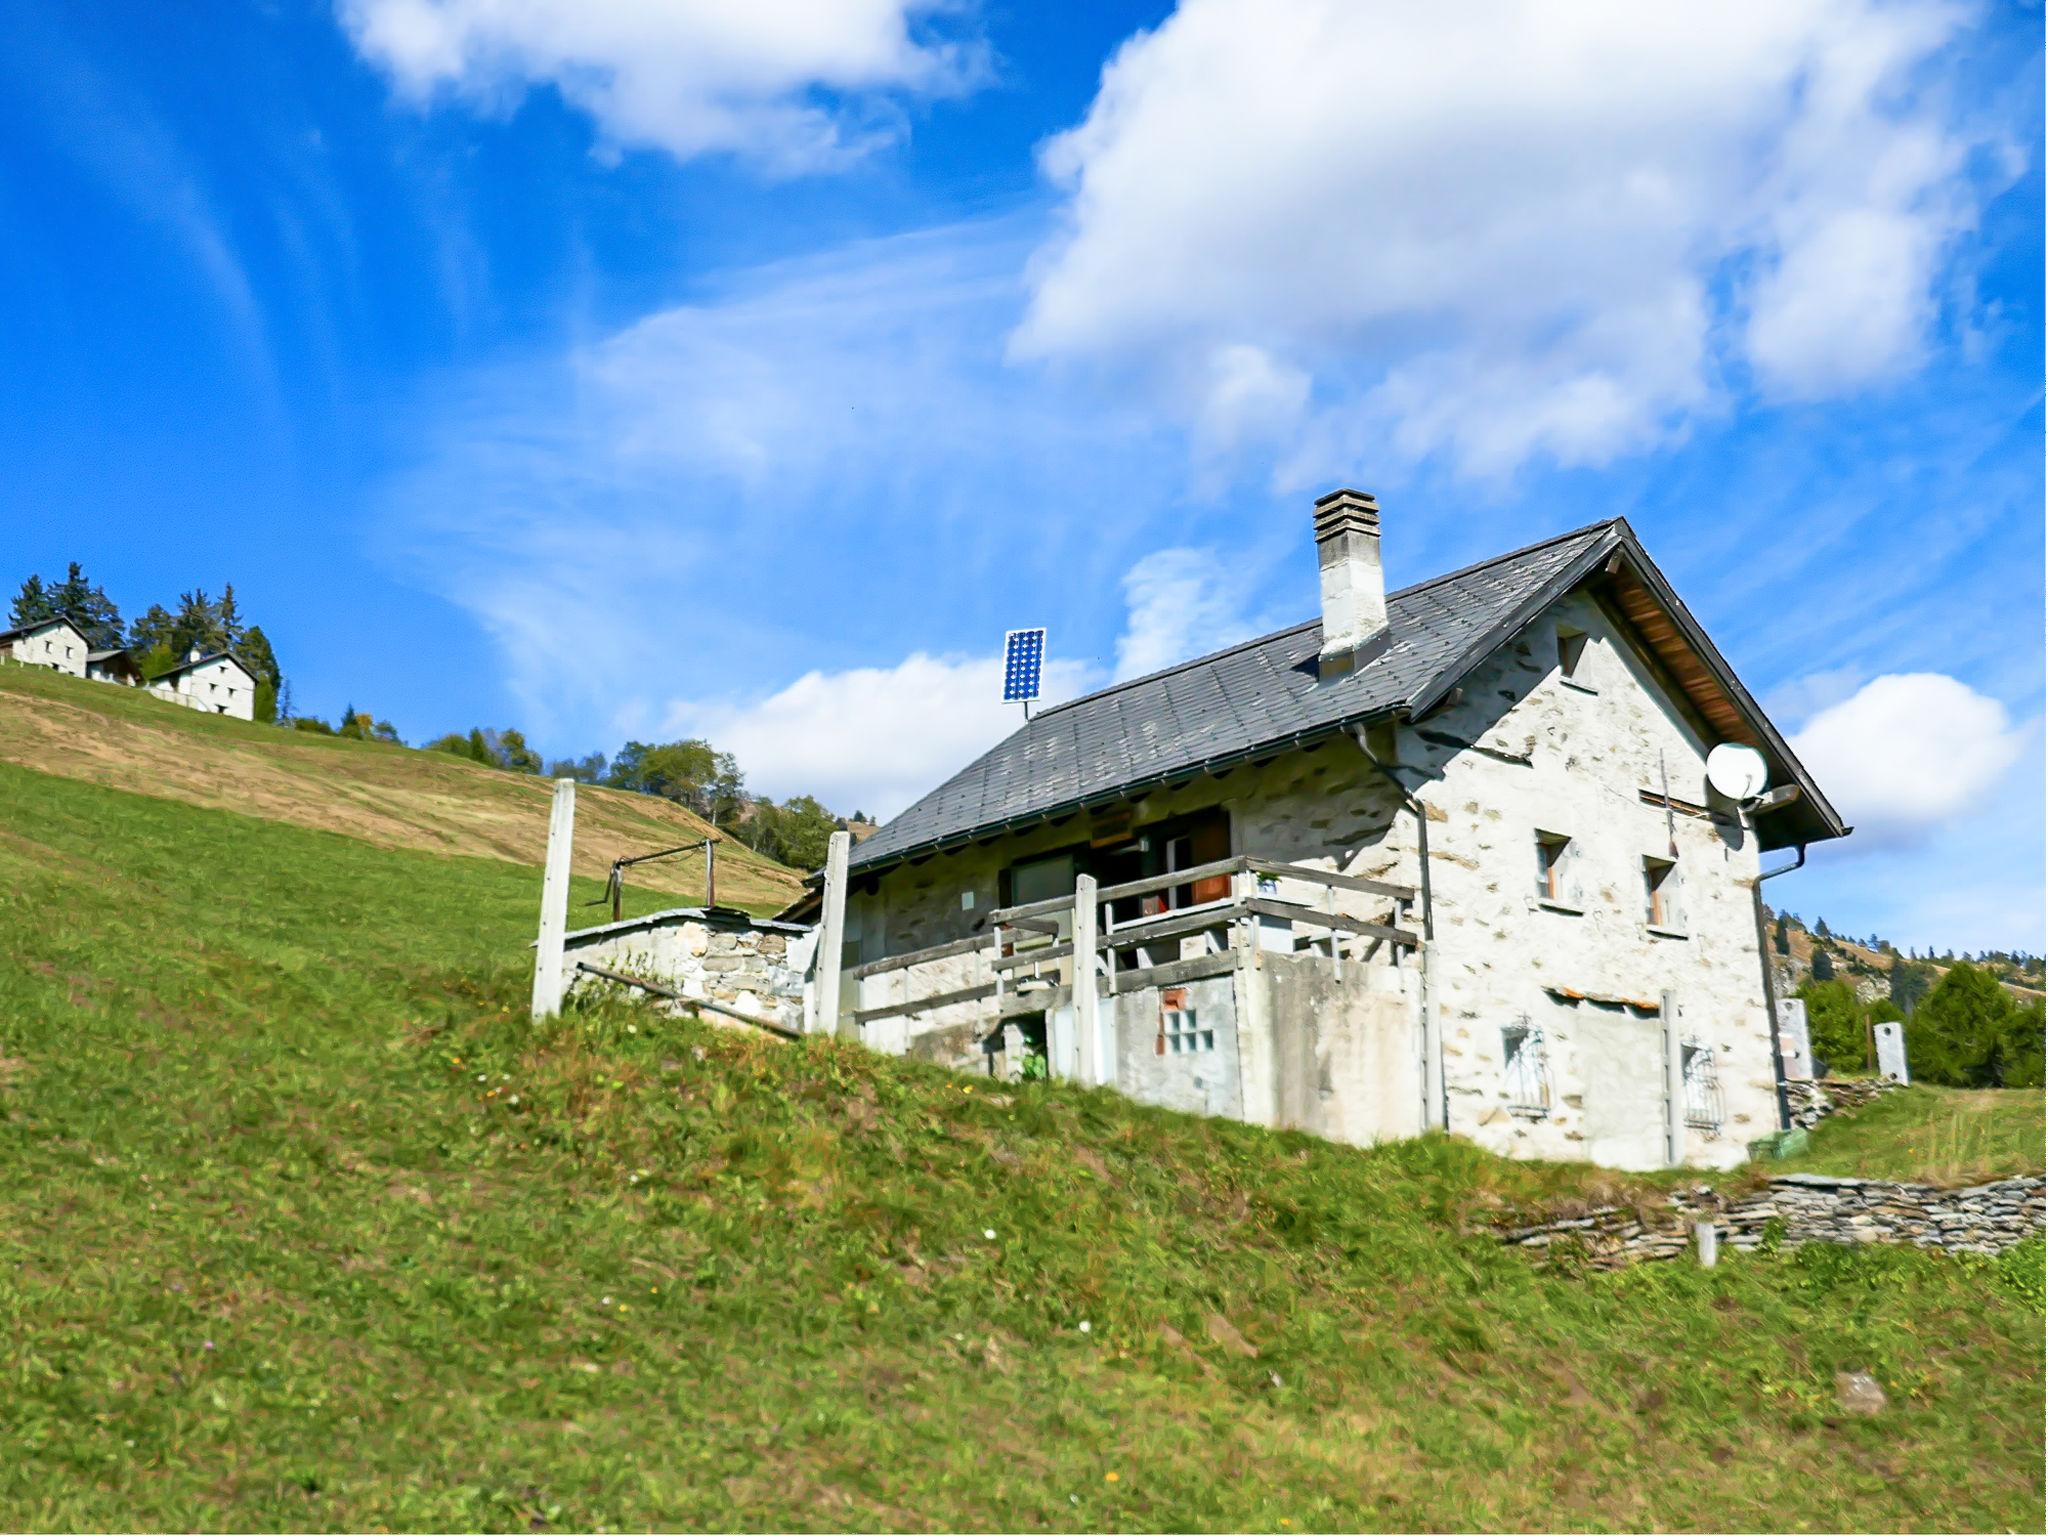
xmin=11 ymin=563 xmax=286 ymax=721
xmin=1771 ymin=911 xmax=2046 ymax=1089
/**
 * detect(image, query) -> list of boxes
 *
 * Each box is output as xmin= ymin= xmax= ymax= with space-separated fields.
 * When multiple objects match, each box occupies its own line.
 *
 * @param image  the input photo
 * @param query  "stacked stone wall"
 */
xmin=1501 ymin=1172 xmax=2044 ymax=1269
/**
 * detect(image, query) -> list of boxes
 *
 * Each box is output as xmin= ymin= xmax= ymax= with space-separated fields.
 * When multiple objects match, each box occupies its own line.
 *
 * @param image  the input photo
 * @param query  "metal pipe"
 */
xmin=1352 ymin=723 xmax=1445 ymax=1135
xmin=1351 ymin=725 xmax=1433 ymax=940
xmin=1752 ymin=842 xmax=1808 ymax=1133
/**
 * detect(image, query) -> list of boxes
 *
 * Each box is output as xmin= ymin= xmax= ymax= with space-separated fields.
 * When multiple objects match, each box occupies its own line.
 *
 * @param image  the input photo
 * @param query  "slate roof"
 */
xmin=0 ymin=616 xmax=85 ymax=644
xmin=850 ymin=519 xmax=1631 ymax=874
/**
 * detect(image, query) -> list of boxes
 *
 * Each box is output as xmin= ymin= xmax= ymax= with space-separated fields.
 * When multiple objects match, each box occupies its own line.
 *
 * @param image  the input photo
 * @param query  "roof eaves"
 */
xmin=845 ymin=700 xmax=1406 ymax=878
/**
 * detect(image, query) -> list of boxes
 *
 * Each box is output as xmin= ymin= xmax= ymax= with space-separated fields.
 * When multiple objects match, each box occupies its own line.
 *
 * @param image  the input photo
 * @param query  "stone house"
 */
xmin=824 ymin=491 xmax=1848 ymax=1171
xmin=0 ymin=617 xmax=90 ymax=677
xmin=146 ymin=648 xmax=260 ymax=721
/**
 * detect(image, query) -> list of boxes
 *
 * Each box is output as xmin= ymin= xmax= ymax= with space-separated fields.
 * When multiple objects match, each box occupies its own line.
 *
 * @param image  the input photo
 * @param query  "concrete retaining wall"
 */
xmin=562 ymin=908 xmax=816 ymax=1034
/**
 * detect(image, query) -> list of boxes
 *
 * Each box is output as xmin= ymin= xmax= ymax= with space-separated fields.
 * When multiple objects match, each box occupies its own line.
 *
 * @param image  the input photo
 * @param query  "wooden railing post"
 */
xmin=817 ymin=830 xmax=852 ymax=1040
xmin=1073 ymin=874 xmax=1100 ymax=1085
xmin=530 ymin=779 xmax=576 ymax=1019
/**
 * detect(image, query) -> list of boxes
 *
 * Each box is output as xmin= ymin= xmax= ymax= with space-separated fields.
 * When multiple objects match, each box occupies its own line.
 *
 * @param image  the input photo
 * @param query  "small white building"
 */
xmin=0 ymin=617 xmax=90 ymax=677
xmin=86 ymin=648 xmax=144 ymax=686
xmin=146 ymin=648 xmax=259 ymax=721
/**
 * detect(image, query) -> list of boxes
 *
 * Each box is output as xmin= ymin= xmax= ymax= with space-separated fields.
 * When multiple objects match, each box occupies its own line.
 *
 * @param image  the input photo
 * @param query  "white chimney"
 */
xmin=1313 ymin=488 xmax=1387 ymax=679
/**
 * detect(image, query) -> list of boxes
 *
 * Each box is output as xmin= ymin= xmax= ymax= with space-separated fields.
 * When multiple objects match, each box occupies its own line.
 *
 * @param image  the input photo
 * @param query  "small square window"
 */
xmin=1557 ymin=627 xmax=1590 ymax=679
xmin=1643 ymin=857 xmax=1677 ymax=926
xmin=1534 ymin=831 xmax=1572 ymax=903
xmin=1159 ymin=986 xmax=1215 ymax=1055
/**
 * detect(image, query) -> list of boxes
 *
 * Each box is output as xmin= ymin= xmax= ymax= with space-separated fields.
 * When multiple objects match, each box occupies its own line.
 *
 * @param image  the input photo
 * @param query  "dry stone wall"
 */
xmin=1501 ymin=1172 xmax=2045 ymax=1269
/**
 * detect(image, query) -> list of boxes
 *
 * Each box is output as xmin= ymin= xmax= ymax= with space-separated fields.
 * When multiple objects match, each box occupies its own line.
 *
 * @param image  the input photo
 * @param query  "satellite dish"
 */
xmin=1705 ymin=743 xmax=1770 ymax=802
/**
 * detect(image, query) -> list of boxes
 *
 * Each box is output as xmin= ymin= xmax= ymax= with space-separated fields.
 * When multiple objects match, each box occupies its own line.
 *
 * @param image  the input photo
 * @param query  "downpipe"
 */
xmin=1753 ymin=842 xmax=1808 ymax=1133
xmin=1352 ymin=724 xmax=1445 ymax=1133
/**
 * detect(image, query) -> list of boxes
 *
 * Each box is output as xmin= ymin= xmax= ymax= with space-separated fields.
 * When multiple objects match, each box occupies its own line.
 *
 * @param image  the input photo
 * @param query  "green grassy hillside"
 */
xmin=0 ymin=663 xmax=803 ymax=911
xmin=1 ymin=760 xmax=2041 ymax=1531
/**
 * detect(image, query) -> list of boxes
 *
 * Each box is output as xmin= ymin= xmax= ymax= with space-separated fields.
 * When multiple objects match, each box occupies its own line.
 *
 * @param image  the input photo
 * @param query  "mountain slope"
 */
xmin=0 ymin=665 xmax=802 ymax=911
xmin=0 ymin=760 xmax=2040 ymax=1531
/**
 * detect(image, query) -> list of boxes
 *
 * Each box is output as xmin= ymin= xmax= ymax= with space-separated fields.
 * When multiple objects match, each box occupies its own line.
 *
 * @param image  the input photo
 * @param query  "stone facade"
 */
xmin=846 ymin=585 xmax=1781 ymax=1171
xmin=3 ymin=618 xmax=89 ymax=677
xmin=562 ymin=908 xmax=817 ymax=1034
xmin=147 ymin=653 xmax=258 ymax=721
xmin=1501 ymin=1172 xmax=2046 ymax=1269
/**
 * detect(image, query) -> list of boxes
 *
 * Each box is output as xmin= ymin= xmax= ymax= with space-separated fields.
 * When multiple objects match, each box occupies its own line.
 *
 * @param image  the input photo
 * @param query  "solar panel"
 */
xmin=1001 ymin=628 xmax=1046 ymax=703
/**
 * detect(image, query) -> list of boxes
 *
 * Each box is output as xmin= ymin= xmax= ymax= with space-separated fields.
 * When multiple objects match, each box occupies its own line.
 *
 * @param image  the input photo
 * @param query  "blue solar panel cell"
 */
xmin=1002 ymin=628 xmax=1045 ymax=702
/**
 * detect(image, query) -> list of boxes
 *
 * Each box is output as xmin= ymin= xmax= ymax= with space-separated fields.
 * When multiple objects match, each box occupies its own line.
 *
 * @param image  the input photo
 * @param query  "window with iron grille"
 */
xmin=1501 ymin=1019 xmax=1552 ymax=1116
xmin=1681 ymin=1042 xmax=1724 ymax=1132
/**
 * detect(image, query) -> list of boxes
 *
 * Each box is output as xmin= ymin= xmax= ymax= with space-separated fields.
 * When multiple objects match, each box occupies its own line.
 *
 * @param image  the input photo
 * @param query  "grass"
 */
xmin=1 ymin=759 xmax=2042 ymax=1531
xmin=0 ymin=662 xmax=803 ymax=911
xmin=1772 ymin=1086 xmax=2045 ymax=1187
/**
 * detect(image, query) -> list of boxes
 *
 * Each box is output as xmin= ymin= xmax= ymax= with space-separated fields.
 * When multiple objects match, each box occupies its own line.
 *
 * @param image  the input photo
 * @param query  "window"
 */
xmin=1681 ymin=1043 xmax=1723 ymax=1132
xmin=1007 ymin=852 xmax=1076 ymax=909
xmin=1158 ymin=986 xmax=1214 ymax=1055
xmin=1501 ymin=1019 xmax=1551 ymax=1116
xmin=1643 ymin=856 xmax=1679 ymax=928
xmin=1534 ymin=831 xmax=1575 ymax=906
xmin=1557 ymin=627 xmax=1590 ymax=682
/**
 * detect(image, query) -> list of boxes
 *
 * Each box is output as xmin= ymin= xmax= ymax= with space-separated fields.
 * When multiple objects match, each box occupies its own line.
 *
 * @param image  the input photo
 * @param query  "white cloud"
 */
xmin=370 ymin=221 xmax=1240 ymax=754
xmin=664 ymin=650 xmax=1097 ymax=818
xmin=338 ymin=0 xmax=982 ymax=173
xmin=1015 ymin=0 xmax=2004 ymax=479
xmin=1114 ymin=547 xmax=1257 ymax=680
xmin=658 ymin=541 xmax=1260 ymax=818
xmin=1790 ymin=672 xmax=2030 ymax=846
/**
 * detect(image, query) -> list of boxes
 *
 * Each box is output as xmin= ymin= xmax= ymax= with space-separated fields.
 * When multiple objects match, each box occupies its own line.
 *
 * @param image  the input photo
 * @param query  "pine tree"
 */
xmin=9 ymin=574 xmax=54 ymax=627
xmin=1811 ymin=947 xmax=1835 ymax=982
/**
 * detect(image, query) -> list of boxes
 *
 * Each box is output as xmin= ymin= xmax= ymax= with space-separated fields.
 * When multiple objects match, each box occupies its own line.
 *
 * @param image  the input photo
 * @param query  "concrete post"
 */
xmin=1693 ymin=1219 xmax=1719 ymax=1268
xmin=1661 ymin=988 xmax=1685 ymax=1168
xmin=530 ymin=778 xmax=577 ymax=1019
xmin=818 ymin=830 xmax=852 ymax=1041
xmin=1420 ymin=940 xmax=1445 ymax=1132
xmin=1073 ymin=874 xmax=1100 ymax=1085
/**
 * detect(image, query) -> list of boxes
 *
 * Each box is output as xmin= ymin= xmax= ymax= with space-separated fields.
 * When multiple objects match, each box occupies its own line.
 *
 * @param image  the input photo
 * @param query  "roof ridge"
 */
xmin=1030 ymin=516 xmax=1622 ymax=722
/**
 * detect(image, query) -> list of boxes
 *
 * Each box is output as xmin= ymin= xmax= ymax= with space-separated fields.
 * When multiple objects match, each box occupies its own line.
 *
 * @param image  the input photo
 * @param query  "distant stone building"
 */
xmin=0 ymin=617 xmax=90 ymax=677
xmin=818 ymin=490 xmax=1849 ymax=1171
xmin=86 ymin=648 xmax=144 ymax=686
xmin=146 ymin=648 xmax=260 ymax=721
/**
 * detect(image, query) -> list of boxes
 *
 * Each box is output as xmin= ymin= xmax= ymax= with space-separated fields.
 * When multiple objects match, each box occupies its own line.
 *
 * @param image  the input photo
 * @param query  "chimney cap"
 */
xmin=1313 ymin=487 xmax=1380 ymax=539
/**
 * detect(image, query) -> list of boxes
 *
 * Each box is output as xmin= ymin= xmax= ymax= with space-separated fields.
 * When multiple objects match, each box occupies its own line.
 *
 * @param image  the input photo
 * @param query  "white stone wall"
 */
xmin=148 ymin=655 xmax=258 ymax=721
xmin=1410 ymin=590 xmax=1776 ymax=1170
xmin=847 ymin=586 xmax=1785 ymax=1171
xmin=4 ymin=621 xmax=89 ymax=677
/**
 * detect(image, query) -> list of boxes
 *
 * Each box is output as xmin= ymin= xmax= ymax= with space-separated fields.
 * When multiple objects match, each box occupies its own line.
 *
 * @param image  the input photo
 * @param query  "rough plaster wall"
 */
xmin=562 ymin=914 xmax=808 ymax=1032
xmin=1262 ymin=954 xmax=1423 ymax=1147
xmin=850 ymin=739 xmax=1411 ymax=963
xmin=1111 ymin=975 xmax=1241 ymax=1118
xmin=848 ymin=586 xmax=1779 ymax=1171
xmin=6 ymin=624 xmax=88 ymax=677
xmin=1412 ymin=590 xmax=1774 ymax=1170
xmin=146 ymin=657 xmax=258 ymax=721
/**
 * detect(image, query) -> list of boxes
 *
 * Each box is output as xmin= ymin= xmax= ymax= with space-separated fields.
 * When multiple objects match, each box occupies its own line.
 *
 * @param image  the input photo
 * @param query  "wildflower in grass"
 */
xmin=509 ymin=1094 xmax=520 ymax=1105
xmin=600 ymin=1296 xmax=612 ymax=1307
xmin=1078 ymin=1320 xmax=1091 ymax=1333
xmin=1105 ymin=1472 xmax=1119 ymax=1484
xmin=983 ymin=1229 xmax=997 ymax=1240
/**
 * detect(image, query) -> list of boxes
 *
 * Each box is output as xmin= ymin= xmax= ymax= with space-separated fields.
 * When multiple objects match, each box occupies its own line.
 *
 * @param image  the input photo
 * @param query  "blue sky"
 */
xmin=3 ymin=0 xmax=2041 ymax=952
